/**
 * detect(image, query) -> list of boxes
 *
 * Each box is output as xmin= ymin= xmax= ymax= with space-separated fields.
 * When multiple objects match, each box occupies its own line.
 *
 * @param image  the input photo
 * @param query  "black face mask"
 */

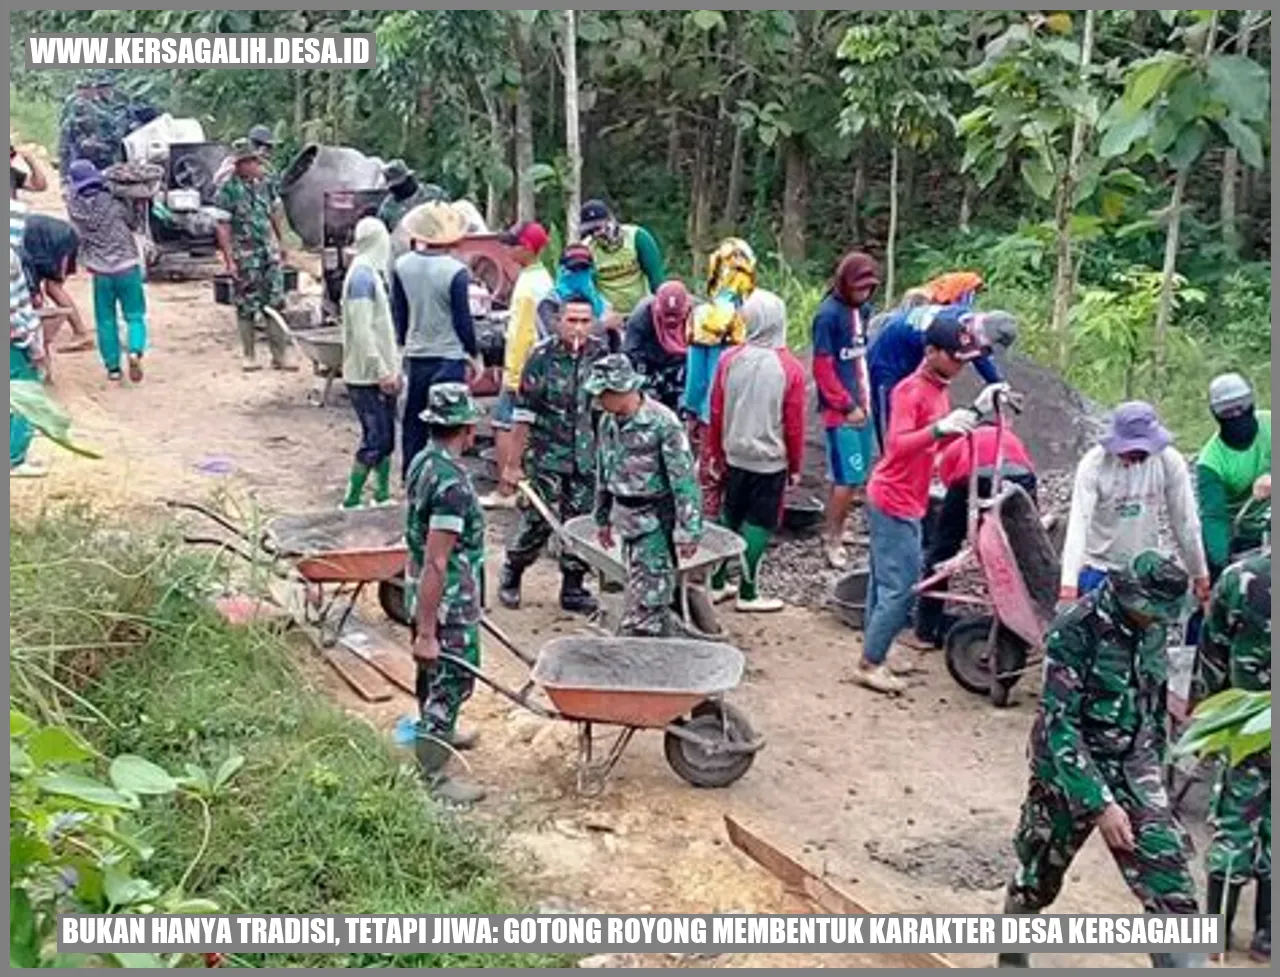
xmin=1217 ymin=407 xmax=1258 ymax=450
xmin=392 ymin=176 xmax=418 ymax=201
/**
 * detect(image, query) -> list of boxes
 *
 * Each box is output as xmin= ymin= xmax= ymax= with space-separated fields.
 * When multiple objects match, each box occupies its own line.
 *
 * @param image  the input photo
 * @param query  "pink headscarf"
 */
xmin=652 ymin=280 xmax=691 ymax=356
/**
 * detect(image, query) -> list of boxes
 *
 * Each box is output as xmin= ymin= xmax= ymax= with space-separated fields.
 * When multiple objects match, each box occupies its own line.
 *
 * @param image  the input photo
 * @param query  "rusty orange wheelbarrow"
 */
xmin=169 ymin=500 xmax=408 ymax=646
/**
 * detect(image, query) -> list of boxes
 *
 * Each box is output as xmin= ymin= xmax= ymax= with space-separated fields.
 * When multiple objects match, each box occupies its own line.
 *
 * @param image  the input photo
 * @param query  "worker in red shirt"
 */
xmin=855 ymin=311 xmax=1005 ymax=694
xmin=913 ymin=421 xmax=1039 ymax=649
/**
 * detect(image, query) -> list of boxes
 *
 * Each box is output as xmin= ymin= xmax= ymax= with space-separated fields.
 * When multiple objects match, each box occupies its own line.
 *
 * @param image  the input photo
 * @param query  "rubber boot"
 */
xmin=343 ymin=463 xmax=370 ymax=509
xmin=1251 ymin=877 xmax=1271 ymax=962
xmin=236 ymin=316 xmax=260 ymax=371
xmin=414 ymin=733 xmax=485 ymax=804
xmin=372 ymin=458 xmax=392 ymax=505
xmin=1148 ymin=951 xmax=1206 ymax=968
xmin=1206 ymin=874 xmax=1242 ymax=958
xmin=448 ymin=727 xmax=480 ymax=751
xmin=498 ymin=562 xmax=524 ymax=609
xmin=559 ymin=569 xmax=598 ymax=614
xmin=997 ymin=895 xmax=1032 ymax=968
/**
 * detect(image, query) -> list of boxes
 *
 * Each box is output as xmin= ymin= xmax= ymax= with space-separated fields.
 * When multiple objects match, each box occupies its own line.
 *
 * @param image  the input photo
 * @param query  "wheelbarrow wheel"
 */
xmin=378 ymin=578 xmax=411 ymax=628
xmin=664 ymin=700 xmax=756 ymax=789
xmin=945 ymin=616 xmax=1027 ymax=706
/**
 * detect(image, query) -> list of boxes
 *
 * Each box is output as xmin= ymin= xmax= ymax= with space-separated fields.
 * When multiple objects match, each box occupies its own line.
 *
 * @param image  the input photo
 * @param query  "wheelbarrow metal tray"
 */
xmin=561 ymin=515 xmax=745 ymax=581
xmin=267 ymin=507 xmax=407 ymax=582
xmin=531 ymin=636 xmax=745 ymax=727
xmin=292 ymin=325 xmax=344 ymax=374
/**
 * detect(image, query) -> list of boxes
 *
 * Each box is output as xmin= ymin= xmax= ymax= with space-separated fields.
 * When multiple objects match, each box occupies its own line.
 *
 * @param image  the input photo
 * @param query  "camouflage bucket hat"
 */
xmin=419 ymin=382 xmax=481 ymax=426
xmin=230 ymin=138 xmax=262 ymax=163
xmin=584 ymin=354 xmax=644 ymax=396
xmin=1110 ymin=550 xmax=1190 ymax=621
xmin=1241 ymin=555 xmax=1271 ymax=630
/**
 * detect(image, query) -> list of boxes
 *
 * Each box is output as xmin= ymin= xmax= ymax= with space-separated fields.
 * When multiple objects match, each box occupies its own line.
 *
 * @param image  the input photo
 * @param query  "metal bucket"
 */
xmin=831 ymin=566 xmax=870 ymax=630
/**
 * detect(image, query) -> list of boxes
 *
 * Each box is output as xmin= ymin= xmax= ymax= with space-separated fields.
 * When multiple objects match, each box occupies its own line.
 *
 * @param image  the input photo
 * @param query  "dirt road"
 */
xmin=13 ymin=184 xmax=1256 ymax=970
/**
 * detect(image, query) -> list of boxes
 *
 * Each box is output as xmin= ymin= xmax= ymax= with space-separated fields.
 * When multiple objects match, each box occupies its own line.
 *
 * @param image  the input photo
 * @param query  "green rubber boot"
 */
xmin=372 ymin=458 xmax=392 ymax=505
xmin=342 ymin=463 xmax=371 ymax=509
xmin=414 ymin=734 xmax=486 ymax=805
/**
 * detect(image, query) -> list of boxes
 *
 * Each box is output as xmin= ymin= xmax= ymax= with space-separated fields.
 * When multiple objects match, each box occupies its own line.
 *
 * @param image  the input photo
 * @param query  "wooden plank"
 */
xmin=316 ymin=640 xmax=395 ymax=702
xmin=724 ymin=815 xmax=954 ymax=969
xmin=339 ymin=626 xmax=416 ymax=696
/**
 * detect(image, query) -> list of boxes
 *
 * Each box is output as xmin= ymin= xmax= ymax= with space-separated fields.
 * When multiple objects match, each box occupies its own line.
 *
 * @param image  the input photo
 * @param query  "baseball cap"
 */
xmin=924 ymin=310 xmax=982 ymax=361
xmin=1208 ymin=372 xmax=1253 ymax=417
xmin=579 ymin=199 xmax=612 ymax=233
xmin=500 ymin=221 xmax=550 ymax=255
xmin=559 ymin=242 xmax=594 ymax=272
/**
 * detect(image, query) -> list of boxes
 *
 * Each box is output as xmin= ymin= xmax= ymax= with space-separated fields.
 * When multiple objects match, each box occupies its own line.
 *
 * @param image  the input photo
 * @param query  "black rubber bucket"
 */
xmin=213 ymin=274 xmax=234 ymax=306
xmin=831 ymin=566 xmax=870 ymax=630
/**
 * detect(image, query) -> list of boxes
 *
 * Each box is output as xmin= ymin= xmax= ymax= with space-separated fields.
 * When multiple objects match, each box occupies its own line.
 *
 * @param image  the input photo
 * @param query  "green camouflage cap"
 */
xmin=419 ymin=382 xmax=481 ymax=426
xmin=230 ymin=138 xmax=262 ymax=163
xmin=1110 ymin=550 xmax=1190 ymax=621
xmin=584 ymin=354 xmax=644 ymax=396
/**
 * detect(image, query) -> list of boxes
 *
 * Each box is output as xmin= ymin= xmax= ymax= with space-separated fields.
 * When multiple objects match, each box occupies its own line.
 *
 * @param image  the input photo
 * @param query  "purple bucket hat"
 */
xmin=1100 ymin=401 xmax=1172 ymax=456
xmin=67 ymin=158 xmax=105 ymax=195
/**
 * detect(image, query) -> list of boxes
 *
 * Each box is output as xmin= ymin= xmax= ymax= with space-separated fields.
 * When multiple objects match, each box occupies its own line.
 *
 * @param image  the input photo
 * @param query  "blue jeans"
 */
xmin=863 ymin=501 xmax=922 ymax=666
xmin=348 ymin=384 xmax=397 ymax=468
xmin=401 ymin=356 xmax=466 ymax=480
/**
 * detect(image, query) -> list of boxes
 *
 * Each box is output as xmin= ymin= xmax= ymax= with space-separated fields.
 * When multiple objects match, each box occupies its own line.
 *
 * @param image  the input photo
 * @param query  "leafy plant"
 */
xmin=9 ymin=708 xmax=239 ymax=968
xmin=9 ymin=381 xmax=100 ymax=459
xmin=1174 ymin=688 xmax=1271 ymax=766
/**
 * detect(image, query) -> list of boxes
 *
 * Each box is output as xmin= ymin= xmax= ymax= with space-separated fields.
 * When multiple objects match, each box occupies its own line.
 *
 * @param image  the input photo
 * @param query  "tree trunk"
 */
xmin=849 ymin=149 xmax=866 ymax=243
xmin=1154 ymin=168 xmax=1188 ymax=378
xmin=885 ymin=142 xmax=900 ymax=304
xmin=293 ymin=73 xmax=307 ymax=138
xmin=1049 ymin=7 xmax=1096 ymax=370
xmin=563 ymin=10 xmax=582 ymax=241
xmin=666 ymin=115 xmax=681 ymax=172
xmin=512 ymin=17 xmax=536 ymax=222
xmin=958 ymin=181 xmax=974 ymax=234
xmin=899 ymin=148 xmax=915 ymax=230
xmin=780 ymin=138 xmax=809 ymax=267
xmin=694 ymin=116 xmax=717 ymax=247
xmin=721 ymin=121 xmax=746 ymax=228
xmin=1220 ymin=11 xmax=1257 ymax=255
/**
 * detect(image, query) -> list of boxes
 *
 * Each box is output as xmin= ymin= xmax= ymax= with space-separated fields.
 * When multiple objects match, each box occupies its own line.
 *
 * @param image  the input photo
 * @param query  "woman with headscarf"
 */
xmin=622 ymin=279 xmax=692 ymax=413
xmin=812 ymin=251 xmax=882 ymax=569
xmin=340 ymin=217 xmax=401 ymax=508
xmin=536 ymin=242 xmax=621 ymax=352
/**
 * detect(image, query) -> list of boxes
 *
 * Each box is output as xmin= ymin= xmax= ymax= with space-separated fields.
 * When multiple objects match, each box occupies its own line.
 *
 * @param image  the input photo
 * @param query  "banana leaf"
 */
xmin=1174 ymin=689 xmax=1271 ymax=766
xmin=9 ymin=380 xmax=101 ymax=459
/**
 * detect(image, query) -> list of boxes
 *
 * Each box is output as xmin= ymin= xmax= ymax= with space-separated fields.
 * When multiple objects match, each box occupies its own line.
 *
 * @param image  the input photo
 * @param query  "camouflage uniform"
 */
xmin=378 ymin=185 xmax=440 ymax=234
xmin=1004 ymin=553 xmax=1198 ymax=932
xmin=505 ymin=334 xmax=609 ymax=575
xmin=589 ymin=355 xmax=703 ymax=636
xmin=1193 ymin=552 xmax=1271 ymax=887
xmin=404 ymin=385 xmax=485 ymax=740
xmin=213 ymin=169 xmax=285 ymax=322
xmin=58 ymin=76 xmax=131 ymax=176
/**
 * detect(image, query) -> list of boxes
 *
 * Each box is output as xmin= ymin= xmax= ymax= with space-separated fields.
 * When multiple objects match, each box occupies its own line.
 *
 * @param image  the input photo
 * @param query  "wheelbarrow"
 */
xmin=267 ymin=307 xmax=344 ymax=407
xmin=431 ymin=625 xmax=762 ymax=795
xmin=169 ymin=499 xmax=408 ymax=646
xmin=516 ymin=480 xmax=746 ymax=637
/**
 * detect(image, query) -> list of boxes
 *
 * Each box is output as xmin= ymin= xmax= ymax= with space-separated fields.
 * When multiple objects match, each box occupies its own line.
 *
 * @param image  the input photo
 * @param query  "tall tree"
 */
xmin=563 ymin=9 xmax=582 ymax=240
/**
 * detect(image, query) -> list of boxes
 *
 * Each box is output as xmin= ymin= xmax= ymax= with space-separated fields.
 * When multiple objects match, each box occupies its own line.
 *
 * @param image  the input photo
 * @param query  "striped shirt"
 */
xmin=9 ymin=201 xmax=40 ymax=351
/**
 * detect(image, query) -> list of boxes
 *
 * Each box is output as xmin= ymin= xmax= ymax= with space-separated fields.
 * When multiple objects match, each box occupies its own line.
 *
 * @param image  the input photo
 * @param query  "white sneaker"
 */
xmin=711 ymin=582 xmax=737 ymax=604
xmin=10 ymin=460 xmax=48 ymax=479
xmin=885 ymin=646 xmax=922 ymax=676
xmin=826 ymin=544 xmax=849 ymax=570
xmin=735 ymin=594 xmax=785 ymax=613
xmin=478 ymin=491 xmax=516 ymax=510
xmin=850 ymin=661 xmax=906 ymax=694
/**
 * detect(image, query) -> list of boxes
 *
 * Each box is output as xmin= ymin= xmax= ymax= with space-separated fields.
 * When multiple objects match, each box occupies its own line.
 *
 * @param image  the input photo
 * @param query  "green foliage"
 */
xmin=9 ymin=513 xmax=570 ymax=968
xmin=1174 ymin=688 xmax=1271 ymax=766
xmin=8 ymin=86 xmax=60 ymax=151
xmin=10 ymin=381 xmax=101 ymax=459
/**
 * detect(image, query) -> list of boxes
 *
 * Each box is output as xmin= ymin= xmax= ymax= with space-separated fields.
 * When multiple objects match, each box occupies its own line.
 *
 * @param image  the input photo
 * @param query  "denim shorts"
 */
xmin=491 ymin=388 xmax=517 ymax=430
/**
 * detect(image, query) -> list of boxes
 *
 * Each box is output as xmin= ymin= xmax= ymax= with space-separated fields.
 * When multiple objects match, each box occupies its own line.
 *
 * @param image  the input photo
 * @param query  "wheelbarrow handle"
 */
xmin=481 ymin=615 xmax=536 ymax=667
xmin=435 ymin=651 xmax=559 ymax=720
xmin=165 ymin=498 xmax=274 ymax=553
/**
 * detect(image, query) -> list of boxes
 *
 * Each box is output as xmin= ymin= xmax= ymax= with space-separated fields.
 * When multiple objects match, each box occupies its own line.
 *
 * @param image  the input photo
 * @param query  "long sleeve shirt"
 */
xmin=502 ymin=264 xmax=554 ymax=392
xmin=866 ymin=365 xmax=956 ymax=520
xmin=341 ymin=264 xmax=398 ymax=385
xmin=1060 ymin=445 xmax=1208 ymax=588
xmin=867 ymin=305 xmax=1001 ymax=393
xmin=391 ymin=253 xmax=476 ymax=360
xmin=1196 ymin=411 xmax=1271 ymax=576
xmin=708 ymin=343 xmax=806 ymax=477
xmin=937 ymin=426 xmax=1036 ymax=489
xmin=811 ymin=292 xmax=871 ymax=426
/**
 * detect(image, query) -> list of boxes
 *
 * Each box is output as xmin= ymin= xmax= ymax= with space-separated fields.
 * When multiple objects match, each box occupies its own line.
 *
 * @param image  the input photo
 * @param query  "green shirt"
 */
xmin=404 ymin=444 xmax=485 ymax=627
xmin=589 ymin=224 xmax=665 ymax=316
xmin=1197 ymin=410 xmax=1271 ymax=573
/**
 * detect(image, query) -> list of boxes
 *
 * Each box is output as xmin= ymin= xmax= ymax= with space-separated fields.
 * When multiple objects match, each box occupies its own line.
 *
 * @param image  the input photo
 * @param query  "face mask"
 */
xmin=1217 ymin=408 xmax=1258 ymax=450
xmin=392 ymin=178 xmax=417 ymax=201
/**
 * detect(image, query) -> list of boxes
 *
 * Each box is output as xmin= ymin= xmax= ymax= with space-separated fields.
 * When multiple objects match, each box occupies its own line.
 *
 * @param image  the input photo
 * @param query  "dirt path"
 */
xmin=13 ymin=184 xmax=1257 ymax=970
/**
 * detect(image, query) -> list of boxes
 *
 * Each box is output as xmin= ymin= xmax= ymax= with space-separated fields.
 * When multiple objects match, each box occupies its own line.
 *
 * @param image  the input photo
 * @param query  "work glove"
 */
xmin=933 ymin=408 xmax=978 ymax=439
xmin=972 ymin=382 xmax=1012 ymax=420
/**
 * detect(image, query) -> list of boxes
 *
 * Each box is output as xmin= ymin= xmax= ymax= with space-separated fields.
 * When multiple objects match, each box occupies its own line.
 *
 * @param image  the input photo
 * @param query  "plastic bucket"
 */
xmin=831 ymin=566 xmax=869 ymax=630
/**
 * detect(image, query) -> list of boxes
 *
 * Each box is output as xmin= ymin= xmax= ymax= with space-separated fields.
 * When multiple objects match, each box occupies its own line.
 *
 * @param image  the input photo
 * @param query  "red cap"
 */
xmin=504 ymin=221 xmax=549 ymax=255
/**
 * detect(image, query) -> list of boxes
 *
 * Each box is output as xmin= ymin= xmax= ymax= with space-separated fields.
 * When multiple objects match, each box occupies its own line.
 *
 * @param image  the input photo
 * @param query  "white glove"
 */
xmin=934 ymin=408 xmax=978 ymax=438
xmin=972 ymin=382 xmax=1011 ymax=419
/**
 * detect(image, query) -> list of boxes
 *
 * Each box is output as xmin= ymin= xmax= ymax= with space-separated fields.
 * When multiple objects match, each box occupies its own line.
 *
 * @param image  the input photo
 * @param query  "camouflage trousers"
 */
xmin=620 ymin=526 xmax=677 ymax=637
xmin=506 ymin=468 xmax=593 ymax=575
xmin=1006 ymin=765 xmax=1198 ymax=915
xmin=1207 ymin=752 xmax=1271 ymax=884
xmin=415 ymin=624 xmax=480 ymax=739
xmin=232 ymin=252 xmax=285 ymax=320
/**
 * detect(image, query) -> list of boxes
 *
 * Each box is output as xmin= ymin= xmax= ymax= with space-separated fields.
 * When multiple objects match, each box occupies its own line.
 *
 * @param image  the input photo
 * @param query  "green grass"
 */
xmin=10 ymin=512 xmax=573 ymax=968
xmin=10 ymin=86 xmax=59 ymax=151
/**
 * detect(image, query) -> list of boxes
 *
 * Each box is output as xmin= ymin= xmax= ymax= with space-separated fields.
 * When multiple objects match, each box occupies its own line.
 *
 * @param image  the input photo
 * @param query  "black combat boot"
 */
xmin=996 ymin=895 xmax=1032 ymax=968
xmin=498 ymin=562 xmax=524 ymax=609
xmin=559 ymin=569 xmax=598 ymax=614
xmin=415 ymin=734 xmax=486 ymax=805
xmin=1251 ymin=877 xmax=1271 ymax=962
xmin=1205 ymin=874 xmax=1242 ymax=958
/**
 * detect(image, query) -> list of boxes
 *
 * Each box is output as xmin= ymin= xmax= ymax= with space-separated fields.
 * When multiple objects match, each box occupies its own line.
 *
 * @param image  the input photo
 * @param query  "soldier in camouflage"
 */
xmin=999 ymin=551 xmax=1203 ymax=969
xmin=377 ymin=159 xmax=447 ymax=234
xmin=498 ymin=296 xmax=609 ymax=614
xmin=1192 ymin=550 xmax=1271 ymax=962
xmin=404 ymin=383 xmax=487 ymax=805
xmin=246 ymin=125 xmax=282 ymax=199
xmin=213 ymin=139 xmax=295 ymax=371
xmin=58 ymin=72 xmax=131 ymax=177
xmin=588 ymin=354 xmax=703 ymax=636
